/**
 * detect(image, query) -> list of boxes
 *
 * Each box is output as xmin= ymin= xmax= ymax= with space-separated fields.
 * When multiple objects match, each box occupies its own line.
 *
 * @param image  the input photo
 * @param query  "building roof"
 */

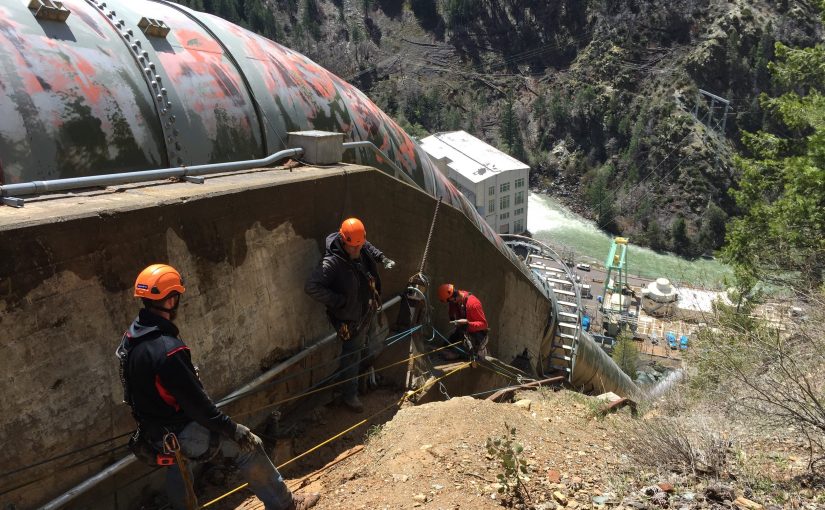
xmin=420 ymin=131 xmax=529 ymax=184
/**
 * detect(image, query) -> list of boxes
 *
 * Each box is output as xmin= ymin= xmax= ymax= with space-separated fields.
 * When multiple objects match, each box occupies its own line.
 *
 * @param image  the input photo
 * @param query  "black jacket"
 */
xmin=117 ymin=309 xmax=236 ymax=441
xmin=305 ymin=232 xmax=385 ymax=325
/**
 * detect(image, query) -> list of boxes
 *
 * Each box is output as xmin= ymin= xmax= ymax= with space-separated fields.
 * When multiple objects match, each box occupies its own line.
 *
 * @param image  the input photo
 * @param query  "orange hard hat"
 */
xmin=437 ymin=283 xmax=455 ymax=303
xmin=134 ymin=264 xmax=186 ymax=300
xmin=339 ymin=217 xmax=366 ymax=247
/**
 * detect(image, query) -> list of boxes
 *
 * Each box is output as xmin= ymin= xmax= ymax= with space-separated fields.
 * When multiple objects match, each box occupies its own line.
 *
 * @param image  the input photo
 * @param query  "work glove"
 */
xmin=234 ymin=423 xmax=263 ymax=453
xmin=382 ymin=257 xmax=396 ymax=270
xmin=337 ymin=323 xmax=352 ymax=341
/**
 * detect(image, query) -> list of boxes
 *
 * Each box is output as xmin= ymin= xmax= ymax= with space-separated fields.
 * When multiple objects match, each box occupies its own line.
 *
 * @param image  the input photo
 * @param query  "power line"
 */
xmin=595 ymin=111 xmax=716 ymax=232
xmin=586 ymin=108 xmax=710 ymax=227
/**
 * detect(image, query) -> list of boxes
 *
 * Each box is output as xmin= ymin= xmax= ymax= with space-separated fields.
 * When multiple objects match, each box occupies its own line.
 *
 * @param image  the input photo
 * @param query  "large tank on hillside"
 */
xmin=0 ymin=5 xmax=639 ymax=507
xmin=0 ymin=0 xmax=524 ymax=260
xmin=1 ymin=0 xmax=638 ymax=393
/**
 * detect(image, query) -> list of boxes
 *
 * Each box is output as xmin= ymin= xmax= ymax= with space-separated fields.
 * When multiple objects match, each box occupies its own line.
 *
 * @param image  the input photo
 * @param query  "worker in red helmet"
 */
xmin=118 ymin=264 xmax=319 ymax=510
xmin=437 ymin=283 xmax=489 ymax=360
xmin=305 ymin=218 xmax=395 ymax=413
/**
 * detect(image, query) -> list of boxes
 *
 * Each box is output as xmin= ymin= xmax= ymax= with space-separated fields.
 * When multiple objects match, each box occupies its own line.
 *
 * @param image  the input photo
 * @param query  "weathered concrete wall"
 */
xmin=0 ymin=164 xmax=551 ymax=509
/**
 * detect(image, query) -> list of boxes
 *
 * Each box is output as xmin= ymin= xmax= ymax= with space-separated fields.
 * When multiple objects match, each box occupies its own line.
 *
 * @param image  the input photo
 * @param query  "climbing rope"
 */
xmin=219 ymin=325 xmax=423 ymax=405
xmin=475 ymin=361 xmax=534 ymax=385
xmin=0 ymin=326 xmax=424 ymax=495
xmin=0 ymin=443 xmax=130 ymax=497
xmin=164 ymin=433 xmax=198 ymax=510
xmin=231 ymin=340 xmax=463 ymax=419
xmin=0 ymin=431 xmax=131 ymax=481
xmin=8 ymin=329 xmax=469 ymax=503
xmin=199 ymin=361 xmax=472 ymax=509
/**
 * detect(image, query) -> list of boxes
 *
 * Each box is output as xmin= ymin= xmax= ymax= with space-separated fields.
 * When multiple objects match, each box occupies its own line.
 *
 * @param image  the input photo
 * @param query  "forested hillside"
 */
xmin=174 ymin=0 xmax=823 ymax=258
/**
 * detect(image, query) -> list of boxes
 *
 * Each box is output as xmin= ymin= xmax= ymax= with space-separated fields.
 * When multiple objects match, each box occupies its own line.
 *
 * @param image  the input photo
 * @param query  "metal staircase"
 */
xmin=501 ymin=235 xmax=584 ymax=380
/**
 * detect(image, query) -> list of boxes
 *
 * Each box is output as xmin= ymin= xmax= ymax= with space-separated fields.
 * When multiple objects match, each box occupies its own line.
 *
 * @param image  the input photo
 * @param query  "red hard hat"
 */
xmin=437 ymin=283 xmax=455 ymax=303
xmin=339 ymin=217 xmax=366 ymax=247
xmin=134 ymin=264 xmax=186 ymax=300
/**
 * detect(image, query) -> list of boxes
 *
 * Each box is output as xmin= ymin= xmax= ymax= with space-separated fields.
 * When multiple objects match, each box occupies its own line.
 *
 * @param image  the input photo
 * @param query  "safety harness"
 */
xmin=336 ymin=259 xmax=382 ymax=341
xmin=116 ymin=331 xmax=219 ymax=468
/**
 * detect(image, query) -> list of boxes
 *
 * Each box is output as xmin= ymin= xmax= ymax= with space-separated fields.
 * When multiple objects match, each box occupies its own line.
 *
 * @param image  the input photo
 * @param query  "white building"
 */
xmin=420 ymin=131 xmax=530 ymax=234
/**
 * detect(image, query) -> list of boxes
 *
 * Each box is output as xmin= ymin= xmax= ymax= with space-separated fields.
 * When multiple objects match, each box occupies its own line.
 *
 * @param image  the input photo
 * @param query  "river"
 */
xmin=527 ymin=193 xmax=732 ymax=288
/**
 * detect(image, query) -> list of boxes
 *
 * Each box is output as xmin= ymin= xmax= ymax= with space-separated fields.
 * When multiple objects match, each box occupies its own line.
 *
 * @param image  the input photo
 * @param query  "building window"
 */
xmin=488 ymin=199 xmax=495 ymax=213
xmin=488 ymin=186 xmax=495 ymax=196
xmin=500 ymin=195 xmax=510 ymax=210
xmin=515 ymin=208 xmax=524 ymax=216
xmin=513 ymin=219 xmax=524 ymax=232
xmin=515 ymin=178 xmax=525 ymax=188
xmin=500 ymin=182 xmax=510 ymax=193
xmin=499 ymin=212 xmax=509 ymax=220
xmin=499 ymin=223 xmax=510 ymax=234
xmin=514 ymin=191 xmax=524 ymax=205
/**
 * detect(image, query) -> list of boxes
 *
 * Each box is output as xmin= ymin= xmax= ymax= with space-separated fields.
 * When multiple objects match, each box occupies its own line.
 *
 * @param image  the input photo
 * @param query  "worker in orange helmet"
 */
xmin=118 ymin=264 xmax=319 ymax=510
xmin=437 ymin=283 xmax=489 ymax=360
xmin=305 ymin=218 xmax=395 ymax=413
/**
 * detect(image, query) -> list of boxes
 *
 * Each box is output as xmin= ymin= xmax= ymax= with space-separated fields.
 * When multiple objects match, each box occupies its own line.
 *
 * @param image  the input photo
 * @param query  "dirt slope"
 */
xmin=234 ymin=389 xmax=627 ymax=509
xmin=226 ymin=387 xmax=822 ymax=510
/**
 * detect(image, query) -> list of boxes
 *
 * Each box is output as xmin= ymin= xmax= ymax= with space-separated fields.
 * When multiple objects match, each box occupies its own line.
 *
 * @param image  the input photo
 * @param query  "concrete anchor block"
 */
xmin=288 ymin=131 xmax=344 ymax=165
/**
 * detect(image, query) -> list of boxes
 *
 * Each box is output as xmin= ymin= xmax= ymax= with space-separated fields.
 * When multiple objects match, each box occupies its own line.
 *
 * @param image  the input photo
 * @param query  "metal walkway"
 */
xmin=501 ymin=235 xmax=584 ymax=380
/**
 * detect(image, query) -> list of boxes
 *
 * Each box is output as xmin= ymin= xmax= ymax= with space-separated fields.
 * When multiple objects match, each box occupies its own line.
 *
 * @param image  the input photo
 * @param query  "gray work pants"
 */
xmin=338 ymin=314 xmax=382 ymax=399
xmin=165 ymin=422 xmax=293 ymax=510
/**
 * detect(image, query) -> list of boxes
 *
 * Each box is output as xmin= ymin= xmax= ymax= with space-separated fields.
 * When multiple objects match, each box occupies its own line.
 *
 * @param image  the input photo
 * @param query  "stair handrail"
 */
xmin=500 ymin=235 xmax=584 ymax=378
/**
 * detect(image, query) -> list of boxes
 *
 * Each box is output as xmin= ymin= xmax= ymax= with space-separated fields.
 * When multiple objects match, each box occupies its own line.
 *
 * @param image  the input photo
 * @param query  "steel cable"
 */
xmin=419 ymin=197 xmax=442 ymax=275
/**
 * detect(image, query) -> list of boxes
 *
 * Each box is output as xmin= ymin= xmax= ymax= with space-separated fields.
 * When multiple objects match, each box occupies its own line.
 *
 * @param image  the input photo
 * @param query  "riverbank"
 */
xmin=526 ymin=192 xmax=731 ymax=289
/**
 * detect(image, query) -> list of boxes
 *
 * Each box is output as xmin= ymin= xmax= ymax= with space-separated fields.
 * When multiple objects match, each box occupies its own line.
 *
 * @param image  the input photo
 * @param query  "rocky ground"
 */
xmin=222 ymin=388 xmax=823 ymax=510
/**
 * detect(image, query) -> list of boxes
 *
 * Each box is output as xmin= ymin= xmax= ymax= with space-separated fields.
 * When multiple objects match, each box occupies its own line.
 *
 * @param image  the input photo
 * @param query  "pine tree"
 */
xmin=586 ymin=165 xmax=617 ymax=232
xmin=611 ymin=331 xmax=638 ymax=380
xmin=671 ymin=215 xmax=690 ymax=255
xmin=499 ymin=95 xmax=526 ymax=162
xmin=303 ymin=0 xmax=323 ymax=39
xmin=698 ymin=202 xmax=727 ymax=253
xmin=724 ymin=26 xmax=825 ymax=287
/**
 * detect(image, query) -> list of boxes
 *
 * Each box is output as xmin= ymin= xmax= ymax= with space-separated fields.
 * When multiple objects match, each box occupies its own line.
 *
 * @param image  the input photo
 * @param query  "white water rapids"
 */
xmin=526 ymin=193 xmax=731 ymax=288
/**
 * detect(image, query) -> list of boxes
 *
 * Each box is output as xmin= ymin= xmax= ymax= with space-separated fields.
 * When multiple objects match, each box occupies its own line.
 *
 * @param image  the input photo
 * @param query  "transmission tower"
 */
xmin=692 ymin=89 xmax=731 ymax=138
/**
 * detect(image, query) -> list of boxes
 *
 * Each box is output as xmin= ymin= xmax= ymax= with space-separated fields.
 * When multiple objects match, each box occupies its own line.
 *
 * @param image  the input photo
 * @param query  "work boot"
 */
xmin=343 ymin=394 xmax=364 ymax=413
xmin=287 ymin=492 xmax=320 ymax=510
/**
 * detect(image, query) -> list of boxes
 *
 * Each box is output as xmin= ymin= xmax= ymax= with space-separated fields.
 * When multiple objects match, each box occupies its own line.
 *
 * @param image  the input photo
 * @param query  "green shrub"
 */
xmin=485 ymin=423 xmax=531 ymax=503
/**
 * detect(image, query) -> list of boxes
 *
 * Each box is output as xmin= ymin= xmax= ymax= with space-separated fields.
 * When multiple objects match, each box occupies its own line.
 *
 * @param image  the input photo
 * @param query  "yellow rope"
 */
xmin=277 ymin=361 xmax=471 ymax=471
xmin=475 ymin=359 xmax=524 ymax=381
xmin=231 ymin=341 xmax=461 ymax=419
xmin=199 ymin=362 xmax=471 ymax=508
xmin=199 ymin=482 xmax=249 ymax=509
